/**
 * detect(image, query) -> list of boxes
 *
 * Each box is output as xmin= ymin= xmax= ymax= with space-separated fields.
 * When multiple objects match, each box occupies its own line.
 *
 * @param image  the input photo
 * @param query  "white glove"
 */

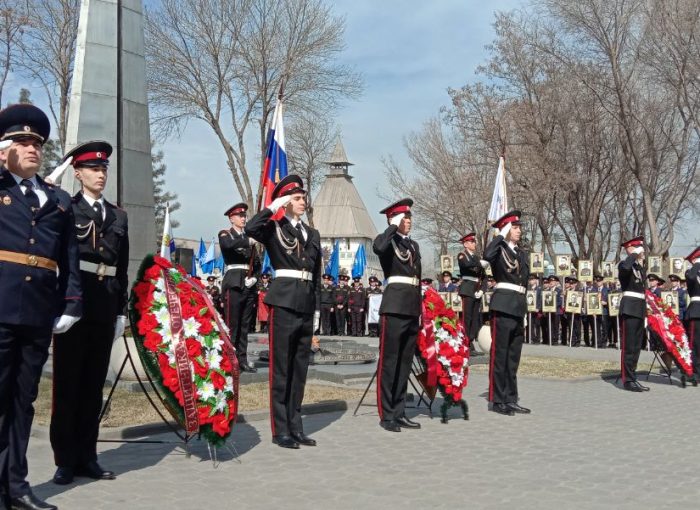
xmin=44 ymin=157 xmax=73 ymax=185
xmin=499 ymin=222 xmax=512 ymax=239
xmin=632 ymin=246 xmax=644 ymax=255
xmin=474 ymin=290 xmax=483 ymax=299
xmin=244 ymin=276 xmax=257 ymax=288
xmin=114 ymin=315 xmax=127 ymax=340
xmin=268 ymin=194 xmax=292 ymax=212
xmin=313 ymin=310 xmax=320 ymax=333
xmin=0 ymin=140 xmax=12 ymax=151
xmin=53 ymin=315 xmax=80 ymax=334
xmin=389 ymin=213 xmax=405 ymax=227
xmin=479 ymin=260 xmax=490 ymax=269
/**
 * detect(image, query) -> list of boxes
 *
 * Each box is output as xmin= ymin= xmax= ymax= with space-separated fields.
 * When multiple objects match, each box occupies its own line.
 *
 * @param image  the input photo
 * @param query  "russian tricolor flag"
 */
xmin=261 ymin=100 xmax=288 ymax=219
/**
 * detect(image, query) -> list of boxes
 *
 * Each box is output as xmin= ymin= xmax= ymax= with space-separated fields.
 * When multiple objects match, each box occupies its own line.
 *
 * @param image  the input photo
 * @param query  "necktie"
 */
xmin=93 ymin=201 xmax=104 ymax=224
xmin=295 ymin=222 xmax=305 ymax=242
xmin=21 ymin=179 xmax=40 ymax=210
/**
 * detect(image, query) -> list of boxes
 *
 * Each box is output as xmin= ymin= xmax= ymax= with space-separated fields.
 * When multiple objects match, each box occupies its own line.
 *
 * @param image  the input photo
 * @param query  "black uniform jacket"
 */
xmin=72 ymin=193 xmax=128 ymax=322
xmin=685 ymin=263 xmax=699 ymax=319
xmin=245 ymin=208 xmax=321 ymax=314
xmin=483 ymin=235 xmax=529 ymax=317
xmin=219 ymin=227 xmax=253 ymax=291
xmin=618 ymin=254 xmax=646 ymax=318
xmin=320 ymin=284 xmax=335 ymax=306
xmin=457 ymin=250 xmax=484 ymax=297
xmin=373 ymin=225 xmax=421 ymax=317
xmin=0 ymin=168 xmax=82 ymax=327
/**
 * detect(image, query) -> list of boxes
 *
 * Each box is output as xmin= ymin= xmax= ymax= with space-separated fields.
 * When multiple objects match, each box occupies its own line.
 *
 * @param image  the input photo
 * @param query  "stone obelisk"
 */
xmin=64 ymin=0 xmax=155 ymax=282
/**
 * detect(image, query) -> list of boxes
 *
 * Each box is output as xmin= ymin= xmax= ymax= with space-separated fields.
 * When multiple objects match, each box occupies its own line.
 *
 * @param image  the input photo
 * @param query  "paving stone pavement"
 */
xmin=24 ymin=371 xmax=700 ymax=510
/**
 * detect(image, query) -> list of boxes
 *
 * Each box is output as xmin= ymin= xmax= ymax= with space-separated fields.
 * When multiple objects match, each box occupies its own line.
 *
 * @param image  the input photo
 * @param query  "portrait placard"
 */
xmin=530 ymin=252 xmax=544 ymax=274
xmin=608 ymin=292 xmax=621 ymax=317
xmin=440 ymin=255 xmax=454 ymax=273
xmin=669 ymin=257 xmax=684 ymax=278
xmin=484 ymin=263 xmax=493 ymax=277
xmin=647 ymin=256 xmax=662 ymax=276
xmin=556 ymin=255 xmax=571 ymax=276
xmin=450 ymin=292 xmax=462 ymax=313
xmin=565 ymin=290 xmax=582 ymax=314
xmin=438 ymin=292 xmax=451 ymax=308
xmin=482 ymin=291 xmax=493 ymax=312
xmin=661 ymin=291 xmax=679 ymax=315
xmin=526 ymin=291 xmax=537 ymax=312
xmin=367 ymin=294 xmax=382 ymax=324
xmin=578 ymin=260 xmax=593 ymax=282
xmin=586 ymin=292 xmax=602 ymax=315
xmin=541 ymin=290 xmax=556 ymax=313
xmin=601 ymin=261 xmax=616 ymax=282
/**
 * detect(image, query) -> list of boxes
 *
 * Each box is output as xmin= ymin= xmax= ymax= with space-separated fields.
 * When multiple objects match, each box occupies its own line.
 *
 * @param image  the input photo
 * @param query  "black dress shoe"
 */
xmin=52 ymin=466 xmax=74 ymax=485
xmin=239 ymin=363 xmax=258 ymax=373
xmin=75 ymin=461 xmax=115 ymax=480
xmin=506 ymin=403 xmax=532 ymax=414
xmin=10 ymin=492 xmax=56 ymax=510
xmin=395 ymin=416 xmax=421 ymax=429
xmin=623 ymin=381 xmax=643 ymax=392
xmin=636 ymin=382 xmax=650 ymax=391
xmin=290 ymin=432 xmax=317 ymax=446
xmin=490 ymin=403 xmax=515 ymax=416
xmin=379 ymin=420 xmax=401 ymax=432
xmin=272 ymin=435 xmax=300 ymax=449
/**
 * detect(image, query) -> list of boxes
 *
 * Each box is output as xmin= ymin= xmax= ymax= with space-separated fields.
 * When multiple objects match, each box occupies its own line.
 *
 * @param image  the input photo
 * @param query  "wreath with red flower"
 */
xmin=646 ymin=290 xmax=693 ymax=376
xmin=416 ymin=287 xmax=469 ymax=423
xmin=129 ymin=255 xmax=240 ymax=446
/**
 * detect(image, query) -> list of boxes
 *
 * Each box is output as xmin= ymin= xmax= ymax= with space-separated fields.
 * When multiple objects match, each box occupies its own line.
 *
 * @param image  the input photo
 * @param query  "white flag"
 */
xmin=160 ymin=205 xmax=175 ymax=259
xmin=488 ymin=156 xmax=509 ymax=222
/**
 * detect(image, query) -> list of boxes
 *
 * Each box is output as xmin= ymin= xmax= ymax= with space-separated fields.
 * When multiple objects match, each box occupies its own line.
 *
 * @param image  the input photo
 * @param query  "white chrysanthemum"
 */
xmin=214 ymin=391 xmax=228 ymax=412
xmin=210 ymin=337 xmax=224 ymax=351
xmin=154 ymin=278 xmax=166 ymax=291
xmin=205 ymin=349 xmax=222 ymax=369
xmin=154 ymin=307 xmax=170 ymax=326
xmin=199 ymin=381 xmax=216 ymax=400
xmin=182 ymin=317 xmax=201 ymax=338
xmin=224 ymin=376 xmax=235 ymax=394
xmin=152 ymin=290 xmax=167 ymax=305
xmin=166 ymin=350 xmax=176 ymax=365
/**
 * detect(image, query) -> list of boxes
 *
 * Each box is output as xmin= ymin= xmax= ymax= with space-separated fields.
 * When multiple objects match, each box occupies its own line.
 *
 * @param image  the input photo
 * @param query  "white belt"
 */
xmin=387 ymin=276 xmax=419 ymax=286
xmin=79 ymin=261 xmax=117 ymax=277
xmin=275 ymin=269 xmax=313 ymax=281
xmin=495 ymin=283 xmax=526 ymax=294
xmin=225 ymin=264 xmax=249 ymax=272
xmin=622 ymin=291 xmax=645 ymax=300
xmin=461 ymin=276 xmax=478 ymax=282
xmin=690 ymin=296 xmax=700 ymax=303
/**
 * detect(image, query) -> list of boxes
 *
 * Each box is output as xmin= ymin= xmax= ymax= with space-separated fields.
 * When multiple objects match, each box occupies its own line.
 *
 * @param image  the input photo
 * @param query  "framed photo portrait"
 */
xmin=647 ymin=256 xmax=662 ymax=275
xmin=556 ymin=255 xmax=571 ymax=277
xmin=526 ymin=291 xmax=537 ymax=312
xmin=542 ymin=290 xmax=556 ymax=313
xmin=601 ymin=261 xmax=615 ymax=282
xmin=669 ymin=257 xmax=684 ymax=278
xmin=482 ymin=291 xmax=493 ymax=312
xmin=608 ymin=292 xmax=621 ymax=317
xmin=530 ymin=252 xmax=544 ymax=274
xmin=586 ymin=292 xmax=602 ymax=315
xmin=565 ymin=290 xmax=582 ymax=314
xmin=578 ymin=260 xmax=593 ymax=282
xmin=440 ymin=254 xmax=454 ymax=273
xmin=438 ymin=292 xmax=451 ymax=308
xmin=450 ymin=292 xmax=462 ymax=313
xmin=661 ymin=291 xmax=679 ymax=315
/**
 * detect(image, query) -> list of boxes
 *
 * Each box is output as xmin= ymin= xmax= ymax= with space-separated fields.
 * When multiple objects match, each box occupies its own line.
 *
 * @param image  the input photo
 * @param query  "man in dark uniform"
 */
xmin=669 ymin=274 xmax=688 ymax=325
xmin=618 ymin=236 xmax=649 ymax=392
xmin=50 ymin=141 xmax=127 ymax=486
xmin=561 ymin=276 xmax=582 ymax=346
xmin=319 ymin=274 xmax=335 ymax=335
xmin=205 ymin=275 xmax=224 ymax=314
xmin=334 ymin=274 xmax=350 ymax=335
xmin=457 ymin=232 xmax=486 ymax=346
xmin=245 ymin=174 xmax=321 ymax=449
xmin=349 ymin=277 xmax=366 ymax=336
xmin=483 ymin=210 xmax=530 ymax=416
xmin=684 ymin=247 xmax=700 ymax=385
xmin=365 ymin=276 xmax=382 ymax=337
xmin=219 ymin=202 xmax=258 ymax=373
xmin=373 ymin=198 xmax=422 ymax=432
xmin=0 ymin=104 xmax=82 ymax=510
xmin=647 ymin=274 xmax=664 ymax=298
xmin=527 ymin=274 xmax=541 ymax=343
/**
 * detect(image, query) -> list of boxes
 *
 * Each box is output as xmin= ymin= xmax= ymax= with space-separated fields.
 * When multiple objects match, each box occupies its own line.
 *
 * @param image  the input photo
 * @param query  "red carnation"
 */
xmin=173 ymin=388 xmax=184 ymax=405
xmin=153 ymin=256 xmax=172 ymax=269
xmin=137 ymin=314 xmax=159 ymax=335
xmin=220 ymin=355 xmax=232 ymax=372
xmin=144 ymin=265 xmax=163 ymax=281
xmin=211 ymin=413 xmax=231 ymax=437
xmin=193 ymin=359 xmax=209 ymax=378
xmin=186 ymin=338 xmax=202 ymax=358
xmin=198 ymin=406 xmax=213 ymax=424
xmin=210 ymin=371 xmax=226 ymax=390
xmin=197 ymin=318 xmax=214 ymax=335
xmin=143 ymin=330 xmax=163 ymax=352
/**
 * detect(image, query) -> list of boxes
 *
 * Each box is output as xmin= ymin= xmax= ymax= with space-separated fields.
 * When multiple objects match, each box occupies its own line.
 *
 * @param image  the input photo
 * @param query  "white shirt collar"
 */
xmin=508 ymin=241 xmax=517 ymax=250
xmin=285 ymin=215 xmax=303 ymax=228
xmin=9 ymin=171 xmax=38 ymax=187
xmin=82 ymin=193 xmax=105 ymax=208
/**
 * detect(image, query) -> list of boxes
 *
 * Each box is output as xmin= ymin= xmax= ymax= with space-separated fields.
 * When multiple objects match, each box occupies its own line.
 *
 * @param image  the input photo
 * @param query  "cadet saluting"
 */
xmin=0 ymin=104 xmax=82 ymax=510
xmin=49 ymin=141 xmax=128 ymax=487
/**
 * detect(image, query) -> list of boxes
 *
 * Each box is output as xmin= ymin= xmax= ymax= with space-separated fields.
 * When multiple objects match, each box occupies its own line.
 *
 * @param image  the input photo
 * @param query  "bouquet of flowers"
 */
xmin=416 ymin=287 xmax=469 ymax=423
xmin=646 ymin=290 xmax=693 ymax=376
xmin=130 ymin=255 xmax=240 ymax=446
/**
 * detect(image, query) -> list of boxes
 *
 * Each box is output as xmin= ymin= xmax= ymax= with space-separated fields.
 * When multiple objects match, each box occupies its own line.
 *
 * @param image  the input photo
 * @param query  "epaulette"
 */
xmin=218 ymin=229 xmax=229 ymax=237
xmin=458 ymin=253 xmax=465 ymax=259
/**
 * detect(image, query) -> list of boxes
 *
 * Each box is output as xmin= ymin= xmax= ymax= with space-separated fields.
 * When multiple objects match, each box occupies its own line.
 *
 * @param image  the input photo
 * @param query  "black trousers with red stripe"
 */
xmin=225 ymin=286 xmax=256 ymax=365
xmin=689 ymin=319 xmax=699 ymax=375
xmin=50 ymin=319 xmax=114 ymax=468
xmin=268 ymin=306 xmax=313 ymax=438
xmin=462 ymin=295 xmax=481 ymax=342
xmin=489 ymin=312 xmax=524 ymax=404
xmin=620 ymin=314 xmax=644 ymax=383
xmin=377 ymin=313 xmax=419 ymax=423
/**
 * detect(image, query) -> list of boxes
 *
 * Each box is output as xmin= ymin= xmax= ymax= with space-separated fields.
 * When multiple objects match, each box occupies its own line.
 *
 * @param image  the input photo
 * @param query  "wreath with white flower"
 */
xmin=646 ymin=290 xmax=693 ymax=376
xmin=130 ymin=255 xmax=239 ymax=446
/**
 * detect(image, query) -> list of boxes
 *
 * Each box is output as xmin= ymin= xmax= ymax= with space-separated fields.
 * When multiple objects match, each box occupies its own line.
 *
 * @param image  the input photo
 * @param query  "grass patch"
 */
xmin=469 ymin=356 xmax=653 ymax=379
xmin=34 ymin=379 xmax=364 ymax=428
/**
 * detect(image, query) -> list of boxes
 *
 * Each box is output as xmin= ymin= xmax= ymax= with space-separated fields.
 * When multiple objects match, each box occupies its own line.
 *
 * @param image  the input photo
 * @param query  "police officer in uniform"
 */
xmin=219 ymin=202 xmax=258 ymax=373
xmin=457 ymin=232 xmax=486 ymax=346
xmin=319 ymin=274 xmax=335 ymax=335
xmin=373 ymin=198 xmax=422 ymax=432
xmin=0 ymin=104 xmax=82 ymax=510
xmin=349 ymin=277 xmax=366 ymax=336
xmin=618 ymin=236 xmax=649 ymax=392
xmin=50 ymin=141 xmax=127 ymax=486
xmin=365 ymin=276 xmax=382 ymax=337
xmin=245 ymin=175 xmax=321 ymax=449
xmin=483 ymin=210 xmax=531 ymax=416
xmin=334 ymin=274 xmax=350 ymax=335
xmin=684 ymin=247 xmax=700 ymax=385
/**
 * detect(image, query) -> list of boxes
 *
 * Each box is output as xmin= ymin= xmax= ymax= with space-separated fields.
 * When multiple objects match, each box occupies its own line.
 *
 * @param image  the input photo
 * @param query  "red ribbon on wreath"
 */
xmin=420 ymin=319 xmax=439 ymax=387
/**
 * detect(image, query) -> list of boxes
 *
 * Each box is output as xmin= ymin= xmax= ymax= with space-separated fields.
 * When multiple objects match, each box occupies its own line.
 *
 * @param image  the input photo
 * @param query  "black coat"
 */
xmin=71 ymin=194 xmax=129 ymax=322
xmin=618 ymin=255 xmax=646 ymax=318
xmin=0 ymin=169 xmax=82 ymax=327
xmin=483 ymin=235 xmax=529 ymax=317
xmin=320 ymin=284 xmax=335 ymax=305
xmin=373 ymin=225 xmax=421 ymax=317
xmin=219 ymin=227 xmax=254 ymax=291
xmin=457 ymin=250 xmax=484 ymax=297
xmin=244 ymin=208 xmax=321 ymax=314
xmin=685 ymin=262 xmax=699 ymax=319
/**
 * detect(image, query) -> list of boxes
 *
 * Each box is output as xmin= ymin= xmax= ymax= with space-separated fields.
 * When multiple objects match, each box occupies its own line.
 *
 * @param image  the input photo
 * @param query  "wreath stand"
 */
xmin=643 ymin=349 xmax=673 ymax=384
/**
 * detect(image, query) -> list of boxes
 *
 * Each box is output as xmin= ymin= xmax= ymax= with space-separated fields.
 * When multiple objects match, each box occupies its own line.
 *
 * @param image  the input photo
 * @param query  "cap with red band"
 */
xmin=686 ymin=246 xmax=700 ymax=261
xmin=380 ymin=198 xmax=413 ymax=218
xmin=63 ymin=140 xmax=112 ymax=168
xmin=271 ymin=174 xmax=306 ymax=201
xmin=621 ymin=236 xmax=644 ymax=248
xmin=224 ymin=202 xmax=248 ymax=217
xmin=459 ymin=232 xmax=476 ymax=243
xmin=492 ymin=210 xmax=522 ymax=230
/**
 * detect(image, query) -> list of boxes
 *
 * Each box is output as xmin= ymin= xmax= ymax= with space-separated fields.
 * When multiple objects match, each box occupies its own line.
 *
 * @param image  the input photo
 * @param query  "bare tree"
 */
xmin=0 ymin=0 xmax=28 ymax=106
xmin=145 ymin=0 xmax=362 ymax=206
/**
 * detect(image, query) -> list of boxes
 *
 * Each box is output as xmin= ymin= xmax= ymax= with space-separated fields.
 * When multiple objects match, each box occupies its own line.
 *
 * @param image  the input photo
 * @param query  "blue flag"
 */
xmin=352 ymin=244 xmax=366 ymax=279
xmin=214 ymin=253 xmax=225 ymax=273
xmin=261 ymin=250 xmax=274 ymax=277
xmin=200 ymin=238 xmax=216 ymax=274
xmin=197 ymin=238 xmax=206 ymax=263
xmin=325 ymin=240 xmax=340 ymax=283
